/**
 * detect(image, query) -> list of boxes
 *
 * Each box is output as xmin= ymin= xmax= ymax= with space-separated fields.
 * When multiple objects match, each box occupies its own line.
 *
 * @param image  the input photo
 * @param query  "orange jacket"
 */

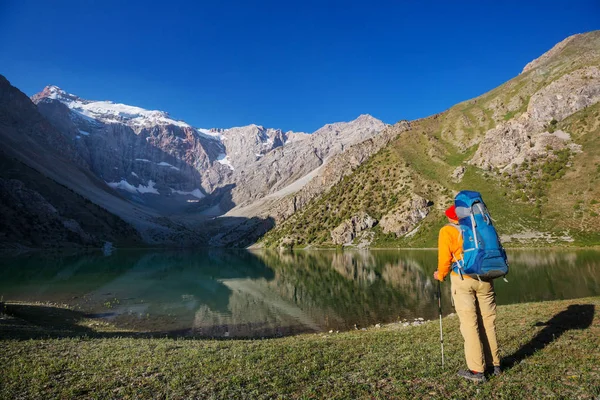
xmin=437 ymin=221 xmax=466 ymax=280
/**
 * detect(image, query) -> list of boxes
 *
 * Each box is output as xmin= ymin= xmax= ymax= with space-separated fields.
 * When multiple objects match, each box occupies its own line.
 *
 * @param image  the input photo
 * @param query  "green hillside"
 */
xmin=261 ymin=32 xmax=600 ymax=248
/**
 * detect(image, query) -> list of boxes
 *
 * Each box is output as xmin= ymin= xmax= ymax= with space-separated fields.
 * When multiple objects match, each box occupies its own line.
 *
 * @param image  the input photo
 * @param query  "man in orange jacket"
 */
xmin=434 ymin=205 xmax=501 ymax=383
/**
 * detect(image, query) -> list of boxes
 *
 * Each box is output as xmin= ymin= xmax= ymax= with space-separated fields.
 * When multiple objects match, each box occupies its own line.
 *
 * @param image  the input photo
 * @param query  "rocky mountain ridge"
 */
xmin=0 ymin=76 xmax=388 ymax=247
xmin=32 ymin=86 xmax=385 ymax=220
xmin=261 ymin=30 xmax=600 ymax=248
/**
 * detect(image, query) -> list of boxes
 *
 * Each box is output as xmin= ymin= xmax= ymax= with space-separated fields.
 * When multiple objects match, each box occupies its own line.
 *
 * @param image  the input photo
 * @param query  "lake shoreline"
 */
xmin=2 ymin=296 xmax=599 ymax=398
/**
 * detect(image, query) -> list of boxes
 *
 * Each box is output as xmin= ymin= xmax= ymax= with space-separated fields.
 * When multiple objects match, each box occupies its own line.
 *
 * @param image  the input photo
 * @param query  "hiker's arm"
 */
xmin=437 ymin=227 xmax=453 ymax=280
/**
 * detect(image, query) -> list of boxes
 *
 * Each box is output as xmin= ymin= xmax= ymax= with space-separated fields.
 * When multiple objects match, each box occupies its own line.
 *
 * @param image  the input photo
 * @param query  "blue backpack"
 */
xmin=451 ymin=190 xmax=509 ymax=280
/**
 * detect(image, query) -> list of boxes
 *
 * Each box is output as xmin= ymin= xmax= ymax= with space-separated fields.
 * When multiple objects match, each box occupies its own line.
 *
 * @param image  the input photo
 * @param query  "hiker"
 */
xmin=434 ymin=204 xmax=501 ymax=383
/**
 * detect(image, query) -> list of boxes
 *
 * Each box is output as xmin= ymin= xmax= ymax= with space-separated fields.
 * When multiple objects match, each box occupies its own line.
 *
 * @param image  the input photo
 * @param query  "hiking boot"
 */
xmin=485 ymin=365 xmax=502 ymax=376
xmin=457 ymin=369 xmax=487 ymax=383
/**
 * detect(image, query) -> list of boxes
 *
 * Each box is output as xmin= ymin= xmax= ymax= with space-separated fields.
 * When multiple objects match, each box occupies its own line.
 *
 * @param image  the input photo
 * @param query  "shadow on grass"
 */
xmin=502 ymin=304 xmax=595 ymax=370
xmin=0 ymin=303 xmax=314 ymax=341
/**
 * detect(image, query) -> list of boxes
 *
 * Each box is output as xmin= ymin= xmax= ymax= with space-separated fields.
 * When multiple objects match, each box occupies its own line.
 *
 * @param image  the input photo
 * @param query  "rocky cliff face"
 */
xmin=379 ymin=194 xmax=430 ymax=238
xmin=471 ymin=66 xmax=600 ymax=170
xmin=220 ymin=125 xmax=308 ymax=171
xmin=32 ymin=87 xmax=227 ymax=210
xmin=330 ymin=212 xmax=377 ymax=245
xmin=32 ymin=86 xmax=385 ymax=220
xmin=233 ymin=120 xmax=406 ymax=226
xmin=228 ymin=114 xmax=386 ymax=207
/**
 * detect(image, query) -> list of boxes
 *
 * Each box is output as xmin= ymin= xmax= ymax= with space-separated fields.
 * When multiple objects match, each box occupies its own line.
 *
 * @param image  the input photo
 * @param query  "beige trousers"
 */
xmin=451 ymin=274 xmax=500 ymax=372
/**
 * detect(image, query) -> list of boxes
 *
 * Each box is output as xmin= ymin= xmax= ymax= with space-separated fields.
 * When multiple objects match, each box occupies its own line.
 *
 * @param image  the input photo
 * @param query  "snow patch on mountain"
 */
xmin=157 ymin=161 xmax=179 ymax=171
xmin=38 ymin=85 xmax=190 ymax=128
xmin=107 ymin=179 xmax=159 ymax=195
xmin=196 ymin=128 xmax=224 ymax=141
xmin=136 ymin=180 xmax=160 ymax=194
xmin=216 ymin=153 xmax=234 ymax=170
xmin=34 ymin=85 xmax=317 ymax=155
xmin=170 ymin=188 xmax=205 ymax=199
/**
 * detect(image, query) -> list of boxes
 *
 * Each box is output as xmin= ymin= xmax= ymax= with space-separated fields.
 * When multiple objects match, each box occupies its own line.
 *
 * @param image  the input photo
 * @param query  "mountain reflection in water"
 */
xmin=0 ymin=249 xmax=598 ymax=338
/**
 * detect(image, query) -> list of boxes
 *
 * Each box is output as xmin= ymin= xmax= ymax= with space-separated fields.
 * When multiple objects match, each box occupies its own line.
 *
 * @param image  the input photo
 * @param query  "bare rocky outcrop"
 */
xmin=221 ymin=125 xmax=307 ymax=171
xmin=527 ymin=66 xmax=600 ymax=123
xmin=451 ymin=166 xmax=465 ymax=183
xmin=330 ymin=212 xmax=377 ymax=245
xmin=227 ymin=121 xmax=407 ymax=223
xmin=276 ymin=121 xmax=407 ymax=218
xmin=379 ymin=195 xmax=430 ymax=237
xmin=471 ymin=66 xmax=600 ymax=170
xmin=229 ymin=115 xmax=387 ymax=206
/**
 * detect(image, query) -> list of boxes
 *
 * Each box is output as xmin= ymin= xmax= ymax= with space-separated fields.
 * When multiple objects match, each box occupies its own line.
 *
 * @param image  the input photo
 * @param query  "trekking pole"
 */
xmin=437 ymin=280 xmax=445 ymax=367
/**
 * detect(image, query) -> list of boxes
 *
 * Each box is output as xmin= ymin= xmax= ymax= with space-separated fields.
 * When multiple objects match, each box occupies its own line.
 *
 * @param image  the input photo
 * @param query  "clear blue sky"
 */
xmin=0 ymin=1 xmax=598 ymax=132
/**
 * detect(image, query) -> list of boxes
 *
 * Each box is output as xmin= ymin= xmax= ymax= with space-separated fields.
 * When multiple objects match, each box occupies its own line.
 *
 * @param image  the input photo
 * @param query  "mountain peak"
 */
xmin=521 ymin=33 xmax=582 ymax=74
xmin=348 ymin=114 xmax=385 ymax=128
xmin=352 ymin=114 xmax=381 ymax=124
xmin=356 ymin=113 xmax=374 ymax=120
xmin=32 ymin=85 xmax=191 ymax=128
xmin=32 ymin=85 xmax=80 ymax=103
xmin=44 ymin=85 xmax=64 ymax=94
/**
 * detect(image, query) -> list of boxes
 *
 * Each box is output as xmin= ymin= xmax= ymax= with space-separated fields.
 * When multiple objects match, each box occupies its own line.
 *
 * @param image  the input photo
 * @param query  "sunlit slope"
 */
xmin=261 ymin=31 xmax=600 ymax=248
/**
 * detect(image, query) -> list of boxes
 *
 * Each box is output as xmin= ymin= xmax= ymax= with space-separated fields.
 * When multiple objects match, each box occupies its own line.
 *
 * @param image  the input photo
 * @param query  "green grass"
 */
xmin=444 ymin=144 xmax=478 ymax=167
xmin=1 ymin=297 xmax=599 ymax=399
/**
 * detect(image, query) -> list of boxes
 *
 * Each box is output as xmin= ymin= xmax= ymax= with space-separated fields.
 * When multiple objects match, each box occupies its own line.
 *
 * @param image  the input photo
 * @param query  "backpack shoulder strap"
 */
xmin=445 ymin=223 xmax=460 ymax=231
xmin=445 ymin=223 xmax=463 ymax=243
xmin=444 ymin=223 xmax=464 ymax=270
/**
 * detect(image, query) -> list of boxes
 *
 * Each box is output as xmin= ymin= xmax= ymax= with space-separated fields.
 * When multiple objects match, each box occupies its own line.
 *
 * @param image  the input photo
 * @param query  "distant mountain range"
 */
xmin=0 ymin=75 xmax=387 ymax=248
xmin=2 ymin=31 xmax=599 ymax=249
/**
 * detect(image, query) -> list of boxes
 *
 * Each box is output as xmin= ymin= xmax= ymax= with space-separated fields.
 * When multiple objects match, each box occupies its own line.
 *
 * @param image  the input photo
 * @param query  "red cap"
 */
xmin=445 ymin=205 xmax=458 ymax=220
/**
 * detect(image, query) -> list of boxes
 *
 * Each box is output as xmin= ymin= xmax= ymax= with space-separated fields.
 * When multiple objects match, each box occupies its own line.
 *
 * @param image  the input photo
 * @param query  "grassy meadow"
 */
xmin=1 ymin=297 xmax=599 ymax=399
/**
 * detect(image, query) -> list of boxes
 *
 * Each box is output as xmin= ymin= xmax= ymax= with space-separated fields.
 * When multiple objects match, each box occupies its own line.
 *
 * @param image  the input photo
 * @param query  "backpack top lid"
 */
xmin=454 ymin=190 xmax=484 ymax=219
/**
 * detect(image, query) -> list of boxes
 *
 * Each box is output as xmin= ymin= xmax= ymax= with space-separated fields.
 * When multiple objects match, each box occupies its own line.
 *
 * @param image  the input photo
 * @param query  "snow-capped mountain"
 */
xmin=33 ymin=85 xmax=192 ymax=128
xmin=31 ymin=85 xmax=385 ymax=221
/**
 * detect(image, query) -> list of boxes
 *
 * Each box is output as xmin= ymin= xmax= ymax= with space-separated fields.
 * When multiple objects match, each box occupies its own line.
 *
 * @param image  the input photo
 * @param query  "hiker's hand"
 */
xmin=433 ymin=271 xmax=440 ymax=281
